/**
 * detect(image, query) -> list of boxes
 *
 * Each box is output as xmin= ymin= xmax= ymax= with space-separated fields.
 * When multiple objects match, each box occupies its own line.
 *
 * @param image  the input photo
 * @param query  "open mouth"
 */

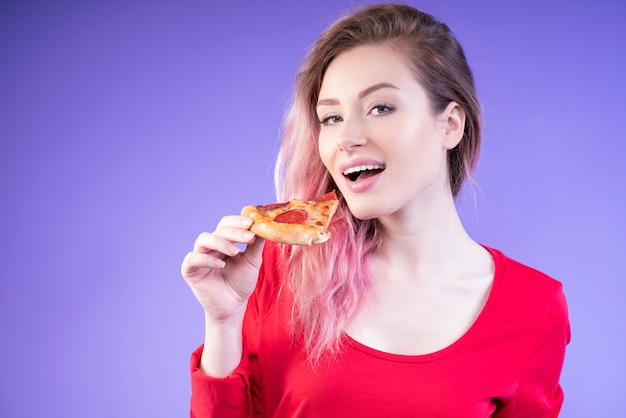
xmin=343 ymin=164 xmax=385 ymax=182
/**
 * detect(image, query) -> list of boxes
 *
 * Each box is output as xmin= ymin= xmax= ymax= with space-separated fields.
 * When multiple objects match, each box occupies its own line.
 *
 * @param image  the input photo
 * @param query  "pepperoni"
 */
xmin=257 ymin=202 xmax=288 ymax=211
xmin=312 ymin=190 xmax=337 ymax=202
xmin=274 ymin=209 xmax=307 ymax=224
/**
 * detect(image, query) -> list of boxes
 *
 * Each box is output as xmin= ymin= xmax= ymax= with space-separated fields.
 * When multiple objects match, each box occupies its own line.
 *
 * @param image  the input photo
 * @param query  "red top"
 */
xmin=190 ymin=242 xmax=570 ymax=417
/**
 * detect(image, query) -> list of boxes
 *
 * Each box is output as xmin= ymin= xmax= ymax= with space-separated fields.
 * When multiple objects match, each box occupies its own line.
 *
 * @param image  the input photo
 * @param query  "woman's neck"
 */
xmin=373 ymin=191 xmax=481 ymax=281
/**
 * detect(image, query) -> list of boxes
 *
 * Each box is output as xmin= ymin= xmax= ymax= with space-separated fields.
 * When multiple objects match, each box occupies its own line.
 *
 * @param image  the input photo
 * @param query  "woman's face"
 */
xmin=316 ymin=44 xmax=463 ymax=220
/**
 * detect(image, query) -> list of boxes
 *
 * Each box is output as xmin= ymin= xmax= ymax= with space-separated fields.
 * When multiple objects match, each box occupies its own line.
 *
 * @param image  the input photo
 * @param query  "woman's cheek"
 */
xmin=317 ymin=135 xmax=334 ymax=171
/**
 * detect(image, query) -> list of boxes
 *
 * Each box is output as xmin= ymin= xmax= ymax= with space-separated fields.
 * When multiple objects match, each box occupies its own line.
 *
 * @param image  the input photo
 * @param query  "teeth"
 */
xmin=343 ymin=164 xmax=384 ymax=176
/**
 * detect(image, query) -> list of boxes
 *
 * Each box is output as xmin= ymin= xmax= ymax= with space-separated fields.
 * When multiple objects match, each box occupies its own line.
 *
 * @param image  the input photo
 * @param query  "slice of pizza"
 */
xmin=241 ymin=191 xmax=339 ymax=246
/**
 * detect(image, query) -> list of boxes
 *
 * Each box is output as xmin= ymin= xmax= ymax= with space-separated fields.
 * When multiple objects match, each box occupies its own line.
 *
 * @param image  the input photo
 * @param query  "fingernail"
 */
xmin=240 ymin=217 xmax=253 ymax=227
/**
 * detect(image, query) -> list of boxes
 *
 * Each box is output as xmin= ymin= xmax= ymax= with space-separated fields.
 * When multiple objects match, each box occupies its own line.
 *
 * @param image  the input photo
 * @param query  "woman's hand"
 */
xmin=181 ymin=215 xmax=265 ymax=325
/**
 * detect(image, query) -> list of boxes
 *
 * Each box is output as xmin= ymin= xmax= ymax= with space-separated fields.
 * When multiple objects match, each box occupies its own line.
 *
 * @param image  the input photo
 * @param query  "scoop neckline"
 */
xmin=343 ymin=245 xmax=503 ymax=363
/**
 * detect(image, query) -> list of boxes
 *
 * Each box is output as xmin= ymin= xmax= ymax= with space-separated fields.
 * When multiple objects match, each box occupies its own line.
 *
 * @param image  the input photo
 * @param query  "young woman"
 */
xmin=181 ymin=4 xmax=570 ymax=417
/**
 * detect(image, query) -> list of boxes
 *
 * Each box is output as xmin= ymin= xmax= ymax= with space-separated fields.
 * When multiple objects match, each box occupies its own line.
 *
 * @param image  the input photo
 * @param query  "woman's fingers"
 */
xmin=186 ymin=251 xmax=227 ymax=270
xmin=197 ymin=230 xmax=255 ymax=259
xmin=181 ymin=251 xmax=226 ymax=283
xmin=181 ymin=214 xmax=264 ymax=320
xmin=241 ymin=235 xmax=266 ymax=267
xmin=193 ymin=216 xmax=255 ymax=255
xmin=193 ymin=231 xmax=241 ymax=258
xmin=215 ymin=215 xmax=253 ymax=231
xmin=182 ymin=214 xmax=260 ymax=284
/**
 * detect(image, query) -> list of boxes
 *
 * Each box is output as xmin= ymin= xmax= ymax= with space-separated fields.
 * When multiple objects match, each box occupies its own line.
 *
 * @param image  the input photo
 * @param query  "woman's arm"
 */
xmin=182 ymin=215 xmax=266 ymax=416
xmin=495 ymin=288 xmax=570 ymax=417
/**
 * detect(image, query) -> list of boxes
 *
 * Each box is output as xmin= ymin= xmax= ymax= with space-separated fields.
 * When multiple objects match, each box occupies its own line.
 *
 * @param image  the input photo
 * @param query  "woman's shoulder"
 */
xmin=487 ymin=246 xmax=563 ymax=293
xmin=485 ymin=246 xmax=567 ymax=319
xmin=481 ymin=245 xmax=570 ymax=340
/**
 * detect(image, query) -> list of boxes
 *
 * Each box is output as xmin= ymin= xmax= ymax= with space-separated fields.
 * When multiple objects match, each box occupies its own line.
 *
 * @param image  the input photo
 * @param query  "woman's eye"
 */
xmin=320 ymin=115 xmax=342 ymax=125
xmin=370 ymin=104 xmax=394 ymax=116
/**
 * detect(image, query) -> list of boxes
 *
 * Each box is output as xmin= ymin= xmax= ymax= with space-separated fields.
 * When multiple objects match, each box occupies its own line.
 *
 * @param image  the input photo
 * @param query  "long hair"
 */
xmin=274 ymin=3 xmax=482 ymax=364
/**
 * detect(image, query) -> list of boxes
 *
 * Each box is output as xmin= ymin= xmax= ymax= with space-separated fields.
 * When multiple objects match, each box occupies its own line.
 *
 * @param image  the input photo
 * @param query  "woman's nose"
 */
xmin=336 ymin=117 xmax=367 ymax=151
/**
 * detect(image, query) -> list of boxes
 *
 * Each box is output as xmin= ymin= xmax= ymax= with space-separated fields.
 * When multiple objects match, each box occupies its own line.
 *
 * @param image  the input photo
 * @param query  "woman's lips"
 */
xmin=339 ymin=158 xmax=386 ymax=175
xmin=343 ymin=167 xmax=384 ymax=193
xmin=338 ymin=158 xmax=386 ymax=193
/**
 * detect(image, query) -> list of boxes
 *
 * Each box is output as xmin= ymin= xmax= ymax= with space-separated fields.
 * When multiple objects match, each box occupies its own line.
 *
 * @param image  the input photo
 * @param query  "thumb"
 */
xmin=243 ymin=236 xmax=266 ymax=266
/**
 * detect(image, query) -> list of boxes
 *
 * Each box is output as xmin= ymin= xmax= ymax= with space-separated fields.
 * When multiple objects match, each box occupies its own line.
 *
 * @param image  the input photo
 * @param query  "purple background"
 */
xmin=1 ymin=0 xmax=624 ymax=416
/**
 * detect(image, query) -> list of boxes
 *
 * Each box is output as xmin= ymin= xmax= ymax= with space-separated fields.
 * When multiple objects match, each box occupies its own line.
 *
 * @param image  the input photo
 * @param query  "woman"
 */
xmin=181 ymin=3 xmax=570 ymax=417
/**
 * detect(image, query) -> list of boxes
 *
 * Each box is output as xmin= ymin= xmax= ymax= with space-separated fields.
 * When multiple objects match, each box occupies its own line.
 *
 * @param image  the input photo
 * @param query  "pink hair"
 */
xmin=275 ymin=96 xmax=381 ymax=364
xmin=273 ymin=3 xmax=482 ymax=364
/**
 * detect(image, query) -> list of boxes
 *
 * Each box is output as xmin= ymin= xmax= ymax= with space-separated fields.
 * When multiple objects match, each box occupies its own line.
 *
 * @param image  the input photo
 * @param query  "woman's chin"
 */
xmin=345 ymin=204 xmax=381 ymax=221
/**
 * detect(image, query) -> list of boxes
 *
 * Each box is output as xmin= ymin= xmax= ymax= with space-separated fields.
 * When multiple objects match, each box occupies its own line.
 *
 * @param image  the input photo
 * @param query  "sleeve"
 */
xmin=189 ymin=344 xmax=254 ymax=417
xmin=495 ymin=284 xmax=571 ymax=418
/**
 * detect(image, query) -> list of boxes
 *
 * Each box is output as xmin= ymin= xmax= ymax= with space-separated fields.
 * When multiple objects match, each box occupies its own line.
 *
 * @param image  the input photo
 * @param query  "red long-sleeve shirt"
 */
xmin=190 ymin=242 xmax=570 ymax=417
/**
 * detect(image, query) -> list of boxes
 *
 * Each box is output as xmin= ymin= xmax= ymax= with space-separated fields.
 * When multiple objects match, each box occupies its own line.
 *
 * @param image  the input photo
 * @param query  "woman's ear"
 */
xmin=440 ymin=101 xmax=465 ymax=150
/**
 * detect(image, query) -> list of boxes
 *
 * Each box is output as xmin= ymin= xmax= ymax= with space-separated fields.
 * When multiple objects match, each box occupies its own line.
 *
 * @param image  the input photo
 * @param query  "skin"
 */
xmin=181 ymin=216 xmax=265 ymax=377
xmin=181 ymin=44 xmax=494 ymax=377
xmin=317 ymin=44 xmax=494 ymax=354
xmin=316 ymin=44 xmax=462 ymax=221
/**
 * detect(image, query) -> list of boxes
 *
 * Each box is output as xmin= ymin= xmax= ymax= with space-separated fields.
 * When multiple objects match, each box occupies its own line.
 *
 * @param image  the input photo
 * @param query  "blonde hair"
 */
xmin=274 ymin=3 xmax=482 ymax=364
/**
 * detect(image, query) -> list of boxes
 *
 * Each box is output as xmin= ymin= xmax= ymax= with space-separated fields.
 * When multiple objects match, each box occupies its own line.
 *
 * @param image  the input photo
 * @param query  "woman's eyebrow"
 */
xmin=358 ymin=82 xmax=398 ymax=99
xmin=316 ymin=82 xmax=399 ymax=108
